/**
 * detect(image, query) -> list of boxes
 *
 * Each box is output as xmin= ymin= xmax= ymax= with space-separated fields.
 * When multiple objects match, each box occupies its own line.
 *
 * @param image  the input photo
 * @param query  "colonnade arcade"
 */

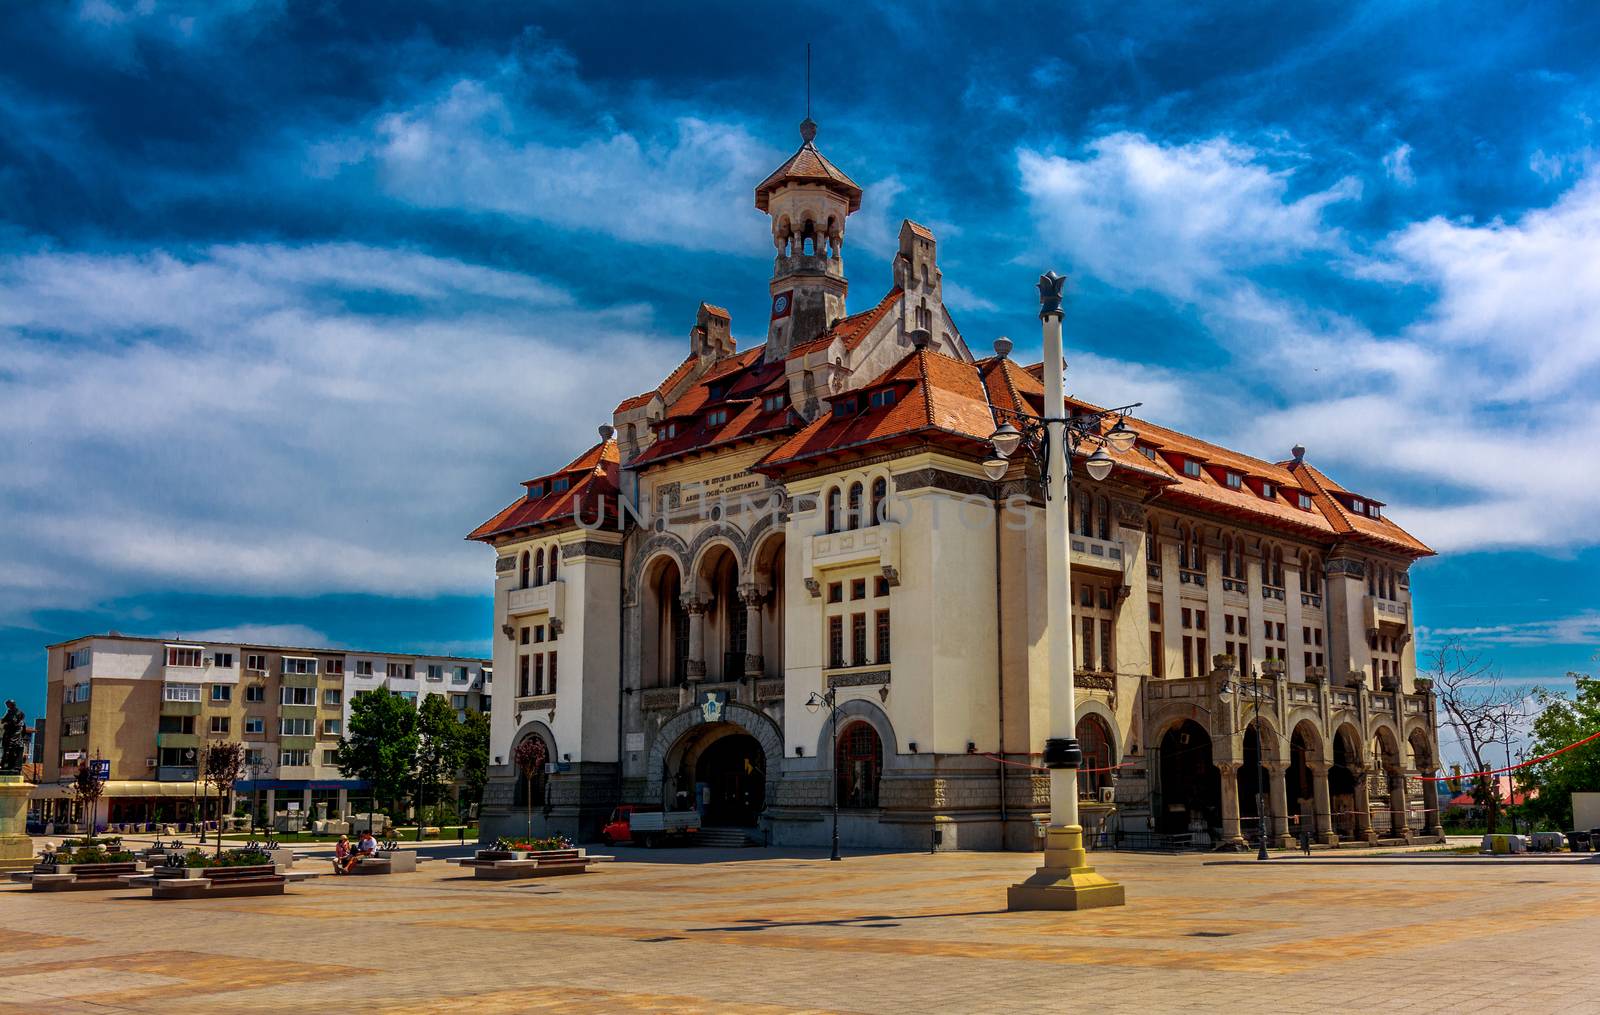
xmin=1145 ymin=708 xmax=1443 ymax=848
xmin=640 ymin=533 xmax=786 ymax=687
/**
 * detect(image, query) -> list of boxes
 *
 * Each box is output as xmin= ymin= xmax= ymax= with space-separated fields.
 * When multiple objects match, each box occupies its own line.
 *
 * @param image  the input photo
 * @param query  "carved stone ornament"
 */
xmin=1037 ymin=270 xmax=1067 ymax=319
xmin=803 ymin=577 xmax=821 ymax=598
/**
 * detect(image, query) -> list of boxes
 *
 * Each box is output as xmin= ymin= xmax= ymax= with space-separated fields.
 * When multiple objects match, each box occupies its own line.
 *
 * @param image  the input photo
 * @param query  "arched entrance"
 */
xmin=1287 ymin=722 xmax=1320 ymax=826
xmin=1331 ymin=725 xmax=1362 ymax=840
xmin=1154 ymin=719 xmax=1220 ymax=836
xmin=1076 ymin=713 xmax=1116 ymax=800
xmin=664 ymin=723 xmax=767 ymax=827
xmin=836 ymin=720 xmax=882 ymax=809
xmin=641 ymin=554 xmax=687 ymax=687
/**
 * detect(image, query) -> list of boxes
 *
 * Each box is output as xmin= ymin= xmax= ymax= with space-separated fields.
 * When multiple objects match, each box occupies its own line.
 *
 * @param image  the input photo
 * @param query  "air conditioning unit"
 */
xmin=1099 ymin=786 xmax=1115 ymax=804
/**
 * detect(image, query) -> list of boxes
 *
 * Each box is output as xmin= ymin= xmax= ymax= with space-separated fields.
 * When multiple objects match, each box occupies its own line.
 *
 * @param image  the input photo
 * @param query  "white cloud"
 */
xmin=940 ymin=281 xmax=997 ymax=314
xmin=1383 ymin=143 xmax=1416 ymax=186
xmin=1020 ymin=132 xmax=1600 ymax=554
xmin=0 ymin=242 xmax=680 ymax=619
xmin=1018 ymin=132 xmax=1358 ymax=300
xmin=175 ymin=623 xmax=334 ymax=648
xmin=1427 ymin=610 xmax=1600 ymax=647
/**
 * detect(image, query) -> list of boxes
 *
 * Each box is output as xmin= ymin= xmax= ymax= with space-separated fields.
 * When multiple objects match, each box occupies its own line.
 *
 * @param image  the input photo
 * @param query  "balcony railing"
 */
xmin=1179 ymin=569 xmax=1206 ymax=588
xmin=1069 ymin=533 xmax=1123 ymax=574
xmin=508 ymin=579 xmax=565 ymax=619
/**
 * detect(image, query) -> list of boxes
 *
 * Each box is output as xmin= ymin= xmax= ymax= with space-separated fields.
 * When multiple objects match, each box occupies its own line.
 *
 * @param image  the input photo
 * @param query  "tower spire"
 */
xmin=801 ymin=43 xmax=816 ymax=143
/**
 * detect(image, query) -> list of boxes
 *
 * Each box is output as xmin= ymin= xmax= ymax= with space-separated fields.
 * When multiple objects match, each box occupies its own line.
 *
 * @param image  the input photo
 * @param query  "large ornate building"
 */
xmin=469 ymin=118 xmax=1443 ymax=851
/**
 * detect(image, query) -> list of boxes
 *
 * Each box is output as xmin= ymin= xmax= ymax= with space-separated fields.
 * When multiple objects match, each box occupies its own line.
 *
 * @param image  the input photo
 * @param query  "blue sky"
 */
xmin=2 ymin=1 xmax=1597 ymax=763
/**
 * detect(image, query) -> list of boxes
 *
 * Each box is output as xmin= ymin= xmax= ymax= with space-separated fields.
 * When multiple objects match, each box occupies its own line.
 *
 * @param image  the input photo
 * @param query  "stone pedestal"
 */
xmin=1007 ymin=824 xmax=1126 ymax=912
xmin=0 ymin=775 xmax=36 ymax=874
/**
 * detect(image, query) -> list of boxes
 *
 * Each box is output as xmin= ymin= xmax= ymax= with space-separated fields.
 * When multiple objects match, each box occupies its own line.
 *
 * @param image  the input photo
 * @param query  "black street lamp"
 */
xmin=805 ymin=689 xmax=842 ymax=861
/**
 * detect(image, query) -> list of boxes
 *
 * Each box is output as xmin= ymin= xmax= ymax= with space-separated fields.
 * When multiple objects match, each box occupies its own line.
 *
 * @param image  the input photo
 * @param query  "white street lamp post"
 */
xmin=1006 ymin=272 xmax=1127 ymax=911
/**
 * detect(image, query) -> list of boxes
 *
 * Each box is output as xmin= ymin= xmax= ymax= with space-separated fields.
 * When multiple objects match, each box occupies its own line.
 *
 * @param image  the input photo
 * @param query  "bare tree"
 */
xmin=203 ymin=741 xmax=246 ymax=857
xmin=1427 ymin=640 xmax=1520 ymax=833
xmin=71 ymin=763 xmax=104 ymax=837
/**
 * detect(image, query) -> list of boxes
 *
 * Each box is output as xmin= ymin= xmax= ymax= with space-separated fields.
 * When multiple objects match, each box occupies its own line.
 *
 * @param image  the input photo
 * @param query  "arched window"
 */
xmin=519 ymin=551 xmax=530 ymax=590
xmin=1191 ymin=529 xmax=1205 ymax=570
xmin=1096 ymin=496 xmax=1111 ymax=540
xmin=1178 ymin=525 xmax=1191 ymax=570
xmin=1076 ymin=713 xmax=1115 ymax=799
xmin=548 ymin=548 xmax=559 ymax=583
xmin=1221 ymin=537 xmax=1234 ymax=579
xmin=826 ymin=488 xmax=842 ymax=534
xmin=836 ymin=721 xmax=882 ymax=809
xmin=870 ymin=477 xmax=888 ymax=526
xmin=534 ymin=548 xmax=545 ymax=587
xmin=847 ymin=482 xmax=864 ymax=530
xmin=1270 ymin=546 xmax=1284 ymax=588
xmin=1367 ymin=564 xmax=1376 ymax=596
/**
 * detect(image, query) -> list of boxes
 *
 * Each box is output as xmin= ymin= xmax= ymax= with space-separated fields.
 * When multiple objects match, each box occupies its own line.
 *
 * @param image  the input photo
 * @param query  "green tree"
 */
xmin=72 ymin=763 xmax=103 ymax=835
xmin=1518 ymin=674 xmax=1600 ymax=830
xmin=334 ymin=688 xmax=418 ymax=820
xmin=415 ymin=694 xmax=464 ymax=827
xmin=457 ymin=709 xmax=491 ymax=812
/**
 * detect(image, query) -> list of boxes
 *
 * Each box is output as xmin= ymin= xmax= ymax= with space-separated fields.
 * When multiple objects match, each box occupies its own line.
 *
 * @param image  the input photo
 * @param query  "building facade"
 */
xmin=38 ymin=634 xmax=490 ymax=828
xmin=471 ymin=119 xmax=1443 ymax=851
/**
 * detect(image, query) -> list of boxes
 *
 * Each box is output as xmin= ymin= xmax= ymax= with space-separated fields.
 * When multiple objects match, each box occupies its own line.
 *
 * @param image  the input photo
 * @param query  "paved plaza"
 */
xmin=1 ymin=845 xmax=1597 ymax=1013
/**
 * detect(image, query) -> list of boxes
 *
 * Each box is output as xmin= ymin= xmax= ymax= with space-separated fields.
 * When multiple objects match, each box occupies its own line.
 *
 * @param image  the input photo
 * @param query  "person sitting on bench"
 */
xmin=346 ymin=831 xmax=378 ymax=871
xmin=333 ymin=834 xmax=352 ymax=874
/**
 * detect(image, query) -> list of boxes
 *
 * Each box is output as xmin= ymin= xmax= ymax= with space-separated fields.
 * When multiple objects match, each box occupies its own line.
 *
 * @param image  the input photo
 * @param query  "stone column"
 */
xmin=683 ymin=595 xmax=707 ymax=680
xmin=1422 ymin=771 xmax=1443 ymax=838
xmin=1390 ymin=770 xmax=1411 ymax=841
xmin=1351 ymin=767 xmax=1376 ymax=842
xmin=1308 ymin=760 xmax=1335 ymax=844
xmin=265 ymin=788 xmax=277 ymax=831
xmin=1266 ymin=761 xmax=1292 ymax=847
xmin=738 ymin=583 xmax=766 ymax=678
xmin=337 ymin=787 xmax=349 ymax=820
xmin=1217 ymin=761 xmax=1244 ymax=848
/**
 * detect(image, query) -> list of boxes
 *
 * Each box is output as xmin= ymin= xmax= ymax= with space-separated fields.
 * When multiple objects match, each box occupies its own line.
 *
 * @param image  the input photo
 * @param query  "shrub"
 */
xmin=177 ymin=847 xmax=273 ymax=869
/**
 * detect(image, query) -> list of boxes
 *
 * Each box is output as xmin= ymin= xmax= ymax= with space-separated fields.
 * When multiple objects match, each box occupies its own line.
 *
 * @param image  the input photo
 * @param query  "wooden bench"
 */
xmin=11 ymin=861 xmax=141 ymax=892
xmin=120 ymin=863 xmax=294 ymax=899
xmin=453 ymin=847 xmax=612 ymax=880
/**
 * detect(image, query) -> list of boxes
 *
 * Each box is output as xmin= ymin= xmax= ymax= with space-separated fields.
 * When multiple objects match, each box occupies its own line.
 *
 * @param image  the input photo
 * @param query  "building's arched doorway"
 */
xmin=836 ymin=720 xmax=882 ymax=809
xmin=695 ymin=733 xmax=765 ymax=826
xmin=641 ymin=555 xmax=687 ymax=687
xmin=1331 ymin=726 xmax=1362 ymax=840
xmin=1076 ymin=713 xmax=1116 ymax=801
xmin=1288 ymin=722 xmax=1320 ymax=826
xmin=1237 ymin=721 xmax=1273 ymax=845
xmin=1155 ymin=719 xmax=1220 ymax=836
xmin=664 ymin=722 xmax=767 ymax=827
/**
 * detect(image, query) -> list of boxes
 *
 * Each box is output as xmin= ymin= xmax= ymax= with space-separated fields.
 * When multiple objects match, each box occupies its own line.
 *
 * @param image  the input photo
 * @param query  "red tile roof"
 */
xmin=759 ymin=347 xmax=996 ymax=470
xmin=467 ymin=438 xmax=621 ymax=542
xmin=754 ymin=141 xmax=863 ymax=212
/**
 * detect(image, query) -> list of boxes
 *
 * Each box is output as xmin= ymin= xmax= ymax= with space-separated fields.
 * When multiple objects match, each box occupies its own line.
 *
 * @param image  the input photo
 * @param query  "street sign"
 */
xmin=89 ymin=759 xmax=110 ymax=779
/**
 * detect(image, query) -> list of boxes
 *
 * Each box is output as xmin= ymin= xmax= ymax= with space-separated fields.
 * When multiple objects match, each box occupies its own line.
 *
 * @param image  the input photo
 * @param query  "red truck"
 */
xmin=600 ymin=805 xmax=700 ymax=848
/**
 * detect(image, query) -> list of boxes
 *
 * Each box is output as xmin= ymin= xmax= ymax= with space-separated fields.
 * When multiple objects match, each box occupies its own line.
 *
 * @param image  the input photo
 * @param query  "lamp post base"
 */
xmin=1006 ymin=824 xmax=1125 ymax=912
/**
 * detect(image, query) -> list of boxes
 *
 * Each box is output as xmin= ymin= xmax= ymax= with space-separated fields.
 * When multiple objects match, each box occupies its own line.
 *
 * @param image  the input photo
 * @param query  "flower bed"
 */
xmin=41 ymin=837 xmax=134 ymax=866
xmin=476 ymin=835 xmax=574 ymax=861
xmin=171 ymin=848 xmax=274 ymax=870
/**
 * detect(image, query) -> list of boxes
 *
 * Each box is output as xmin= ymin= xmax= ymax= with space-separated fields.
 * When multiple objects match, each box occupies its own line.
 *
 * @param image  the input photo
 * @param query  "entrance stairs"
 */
xmin=696 ymin=827 xmax=757 ymax=848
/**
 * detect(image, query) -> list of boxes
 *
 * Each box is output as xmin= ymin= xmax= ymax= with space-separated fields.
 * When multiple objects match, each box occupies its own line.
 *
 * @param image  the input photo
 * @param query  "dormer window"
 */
xmin=763 ymin=393 xmax=787 ymax=412
xmin=1225 ymin=472 xmax=1243 ymax=490
xmin=1368 ymin=503 xmax=1381 ymax=519
xmin=1261 ymin=482 xmax=1276 ymax=499
xmin=1350 ymin=497 xmax=1366 ymax=514
xmin=527 ymin=482 xmax=545 ymax=498
xmin=1297 ymin=492 xmax=1313 ymax=510
xmin=706 ymin=409 xmax=729 ymax=426
xmin=1183 ymin=459 xmax=1202 ymax=479
xmin=663 ymin=422 xmax=678 ymax=440
xmin=708 ymin=382 xmax=728 ymax=400
xmin=1139 ymin=445 xmax=1157 ymax=461
xmin=870 ymin=389 xmax=896 ymax=409
xmin=832 ymin=397 xmax=857 ymax=417
xmin=551 ymin=477 xmax=570 ymax=494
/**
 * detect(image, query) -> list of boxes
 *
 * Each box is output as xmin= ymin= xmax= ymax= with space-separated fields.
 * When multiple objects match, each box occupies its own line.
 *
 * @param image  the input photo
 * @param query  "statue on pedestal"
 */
xmin=0 ymin=700 xmax=25 ymax=775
